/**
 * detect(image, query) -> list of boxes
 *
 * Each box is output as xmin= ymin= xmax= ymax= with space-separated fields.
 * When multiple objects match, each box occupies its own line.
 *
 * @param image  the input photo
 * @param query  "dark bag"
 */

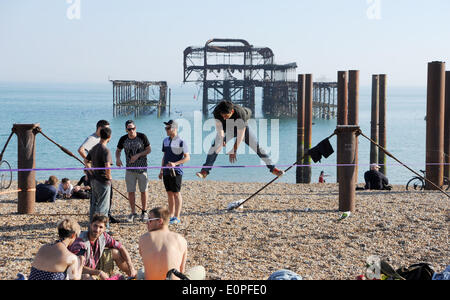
xmin=166 ymin=268 xmax=189 ymax=280
xmin=395 ymin=263 xmax=435 ymax=280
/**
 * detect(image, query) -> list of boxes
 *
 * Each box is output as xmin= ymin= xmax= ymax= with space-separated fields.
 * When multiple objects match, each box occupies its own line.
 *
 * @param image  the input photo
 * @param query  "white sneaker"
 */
xmin=127 ymin=213 xmax=138 ymax=223
xmin=141 ymin=211 xmax=149 ymax=222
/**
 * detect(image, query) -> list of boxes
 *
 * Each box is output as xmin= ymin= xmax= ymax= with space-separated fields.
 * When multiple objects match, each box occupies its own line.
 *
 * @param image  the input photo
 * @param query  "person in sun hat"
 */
xmin=158 ymin=120 xmax=190 ymax=225
xmin=364 ymin=163 xmax=391 ymax=190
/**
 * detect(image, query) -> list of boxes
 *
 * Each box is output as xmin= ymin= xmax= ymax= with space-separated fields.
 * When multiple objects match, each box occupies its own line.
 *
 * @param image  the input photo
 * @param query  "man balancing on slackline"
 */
xmin=196 ymin=100 xmax=284 ymax=179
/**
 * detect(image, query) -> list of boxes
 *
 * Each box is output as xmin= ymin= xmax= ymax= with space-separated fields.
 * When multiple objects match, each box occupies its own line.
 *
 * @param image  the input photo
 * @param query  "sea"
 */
xmin=0 ymin=82 xmax=429 ymax=185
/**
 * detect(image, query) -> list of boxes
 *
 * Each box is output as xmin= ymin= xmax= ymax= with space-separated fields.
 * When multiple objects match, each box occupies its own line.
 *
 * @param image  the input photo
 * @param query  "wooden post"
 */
xmin=425 ymin=62 xmax=446 ymax=190
xmin=13 ymin=123 xmax=39 ymax=214
xmin=370 ymin=75 xmax=380 ymax=165
xmin=378 ymin=74 xmax=387 ymax=175
xmin=337 ymin=71 xmax=348 ymax=182
xmin=348 ymin=70 xmax=359 ymax=182
xmin=303 ymin=74 xmax=313 ymax=183
xmin=337 ymin=125 xmax=359 ymax=212
xmin=445 ymin=71 xmax=450 ymax=180
xmin=296 ymin=74 xmax=305 ymax=183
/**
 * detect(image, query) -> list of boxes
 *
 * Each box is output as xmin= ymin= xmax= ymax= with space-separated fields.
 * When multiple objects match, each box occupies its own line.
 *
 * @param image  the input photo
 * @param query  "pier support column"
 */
xmin=296 ymin=74 xmax=306 ymax=183
xmin=370 ymin=75 xmax=380 ymax=165
xmin=348 ymin=70 xmax=359 ymax=182
xmin=336 ymin=125 xmax=360 ymax=213
xmin=337 ymin=71 xmax=348 ymax=182
xmin=425 ymin=61 xmax=446 ymax=190
xmin=378 ymin=75 xmax=387 ymax=175
xmin=302 ymin=74 xmax=313 ymax=183
xmin=445 ymin=71 xmax=450 ymax=180
xmin=13 ymin=123 xmax=39 ymax=214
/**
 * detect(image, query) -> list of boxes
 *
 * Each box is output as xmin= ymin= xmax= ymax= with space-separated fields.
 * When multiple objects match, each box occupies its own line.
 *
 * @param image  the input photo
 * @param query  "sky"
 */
xmin=0 ymin=0 xmax=449 ymax=87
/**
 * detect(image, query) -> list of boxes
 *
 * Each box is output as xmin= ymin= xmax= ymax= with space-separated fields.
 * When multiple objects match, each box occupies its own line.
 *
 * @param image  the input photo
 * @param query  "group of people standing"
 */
xmin=79 ymin=118 xmax=190 ymax=228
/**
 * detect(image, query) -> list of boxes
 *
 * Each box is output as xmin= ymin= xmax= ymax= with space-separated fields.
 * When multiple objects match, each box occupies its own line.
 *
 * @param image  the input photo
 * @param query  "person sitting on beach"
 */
xmin=195 ymin=100 xmax=284 ymax=179
xmin=138 ymin=207 xmax=205 ymax=280
xmin=71 ymin=175 xmax=91 ymax=199
xmin=35 ymin=175 xmax=59 ymax=203
xmin=318 ymin=171 xmax=329 ymax=183
xmin=29 ymin=218 xmax=85 ymax=280
xmin=57 ymin=178 xmax=73 ymax=199
xmin=69 ymin=214 xmax=137 ymax=280
xmin=364 ymin=164 xmax=391 ymax=190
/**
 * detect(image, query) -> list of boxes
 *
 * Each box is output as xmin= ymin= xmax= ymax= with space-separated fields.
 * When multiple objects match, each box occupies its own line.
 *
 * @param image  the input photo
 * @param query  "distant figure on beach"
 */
xmin=116 ymin=120 xmax=151 ymax=223
xmin=57 ymin=178 xmax=73 ymax=199
xmin=78 ymin=120 xmax=118 ymax=223
xmin=71 ymin=174 xmax=91 ymax=199
xmin=69 ymin=214 xmax=137 ymax=280
xmin=196 ymin=100 xmax=284 ymax=179
xmin=158 ymin=120 xmax=190 ymax=225
xmin=84 ymin=127 xmax=113 ymax=228
xmin=29 ymin=218 xmax=84 ymax=280
xmin=364 ymin=164 xmax=391 ymax=190
xmin=318 ymin=171 xmax=329 ymax=183
xmin=35 ymin=175 xmax=59 ymax=203
xmin=139 ymin=207 xmax=205 ymax=280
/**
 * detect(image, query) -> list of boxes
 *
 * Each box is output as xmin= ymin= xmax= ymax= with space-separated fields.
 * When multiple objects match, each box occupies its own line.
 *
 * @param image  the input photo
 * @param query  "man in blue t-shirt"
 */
xmin=158 ymin=120 xmax=190 ymax=225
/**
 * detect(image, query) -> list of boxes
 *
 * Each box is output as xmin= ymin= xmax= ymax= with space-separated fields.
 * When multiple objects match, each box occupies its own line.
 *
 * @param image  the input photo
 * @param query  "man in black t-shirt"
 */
xmin=85 ymin=127 xmax=113 ymax=228
xmin=116 ymin=120 xmax=151 ymax=223
xmin=196 ymin=100 xmax=284 ymax=179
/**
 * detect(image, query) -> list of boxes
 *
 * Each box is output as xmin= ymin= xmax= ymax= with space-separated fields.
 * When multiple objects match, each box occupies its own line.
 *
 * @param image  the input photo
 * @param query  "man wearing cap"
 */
xmin=116 ymin=120 xmax=151 ymax=222
xmin=158 ymin=120 xmax=190 ymax=225
xmin=364 ymin=163 xmax=391 ymax=190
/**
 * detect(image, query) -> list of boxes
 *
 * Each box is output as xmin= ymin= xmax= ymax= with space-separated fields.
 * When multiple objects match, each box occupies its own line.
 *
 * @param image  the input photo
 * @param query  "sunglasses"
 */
xmin=127 ymin=127 xmax=136 ymax=132
xmin=146 ymin=218 xmax=160 ymax=223
xmin=165 ymin=127 xmax=172 ymax=131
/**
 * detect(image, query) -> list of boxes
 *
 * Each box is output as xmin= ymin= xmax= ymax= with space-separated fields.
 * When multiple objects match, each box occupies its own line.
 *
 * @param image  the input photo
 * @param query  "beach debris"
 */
xmin=338 ymin=211 xmax=351 ymax=221
xmin=227 ymin=199 xmax=245 ymax=211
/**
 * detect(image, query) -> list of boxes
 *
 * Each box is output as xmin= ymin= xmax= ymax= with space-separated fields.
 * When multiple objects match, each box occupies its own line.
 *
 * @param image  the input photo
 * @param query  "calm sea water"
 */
xmin=0 ymin=82 xmax=428 ymax=185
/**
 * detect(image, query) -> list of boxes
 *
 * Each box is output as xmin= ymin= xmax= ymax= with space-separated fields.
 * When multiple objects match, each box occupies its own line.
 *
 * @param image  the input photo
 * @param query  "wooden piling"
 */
xmin=337 ymin=125 xmax=359 ymax=212
xmin=370 ymin=75 xmax=380 ymax=165
xmin=13 ymin=123 xmax=39 ymax=214
xmin=348 ymin=70 xmax=359 ymax=182
xmin=445 ymin=71 xmax=450 ymax=180
xmin=425 ymin=62 xmax=446 ymax=190
xmin=378 ymin=74 xmax=387 ymax=175
xmin=337 ymin=71 xmax=348 ymax=182
xmin=303 ymin=74 xmax=313 ymax=183
xmin=296 ymin=74 xmax=305 ymax=184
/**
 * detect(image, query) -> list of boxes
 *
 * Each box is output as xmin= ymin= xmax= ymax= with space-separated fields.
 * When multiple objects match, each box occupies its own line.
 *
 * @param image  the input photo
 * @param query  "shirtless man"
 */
xmin=138 ymin=207 xmax=186 ymax=280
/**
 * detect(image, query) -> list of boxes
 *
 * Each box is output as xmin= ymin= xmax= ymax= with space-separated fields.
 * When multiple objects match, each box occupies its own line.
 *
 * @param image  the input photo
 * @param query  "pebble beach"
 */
xmin=0 ymin=179 xmax=448 ymax=280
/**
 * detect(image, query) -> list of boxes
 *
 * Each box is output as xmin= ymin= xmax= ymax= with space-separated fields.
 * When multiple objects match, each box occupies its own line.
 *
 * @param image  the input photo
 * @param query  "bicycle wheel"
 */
xmin=406 ymin=177 xmax=424 ymax=191
xmin=0 ymin=160 xmax=12 ymax=190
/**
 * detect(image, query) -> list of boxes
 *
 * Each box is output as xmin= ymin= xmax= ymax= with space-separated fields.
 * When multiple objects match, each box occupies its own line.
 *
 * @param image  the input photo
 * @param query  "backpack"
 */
xmin=395 ymin=263 xmax=435 ymax=280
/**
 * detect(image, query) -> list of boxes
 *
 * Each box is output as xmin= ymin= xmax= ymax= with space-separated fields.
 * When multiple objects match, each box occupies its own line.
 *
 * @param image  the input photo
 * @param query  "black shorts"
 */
xmin=163 ymin=174 xmax=182 ymax=193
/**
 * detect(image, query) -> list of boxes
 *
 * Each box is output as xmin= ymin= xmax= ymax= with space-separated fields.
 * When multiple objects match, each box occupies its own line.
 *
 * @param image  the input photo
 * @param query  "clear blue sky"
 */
xmin=1 ymin=0 xmax=449 ymax=87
